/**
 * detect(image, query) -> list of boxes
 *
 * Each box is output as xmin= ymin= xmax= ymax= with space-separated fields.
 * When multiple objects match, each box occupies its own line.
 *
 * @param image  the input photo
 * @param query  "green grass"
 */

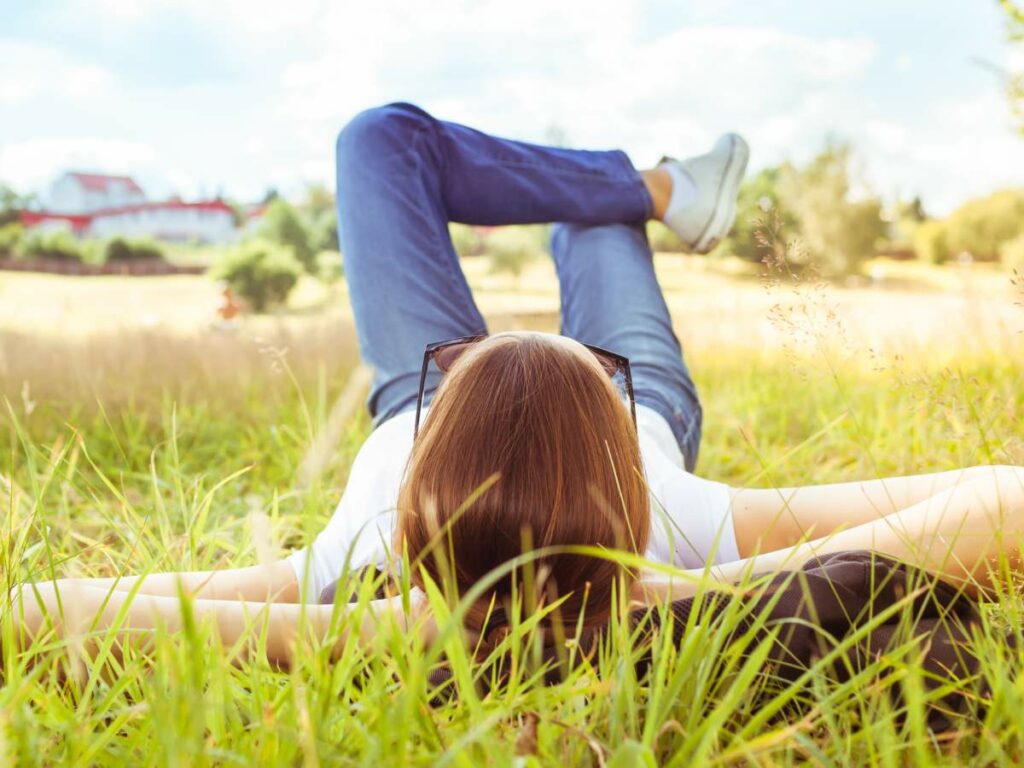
xmin=2 ymin=342 xmax=1024 ymax=764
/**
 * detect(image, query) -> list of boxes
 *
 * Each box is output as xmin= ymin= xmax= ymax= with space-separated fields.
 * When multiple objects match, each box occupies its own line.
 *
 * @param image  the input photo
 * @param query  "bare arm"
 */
xmin=8 ymin=578 xmax=426 ymax=668
xmin=637 ymin=465 xmax=1024 ymax=604
xmin=61 ymin=560 xmax=301 ymax=603
xmin=729 ymin=465 xmax=1014 ymax=556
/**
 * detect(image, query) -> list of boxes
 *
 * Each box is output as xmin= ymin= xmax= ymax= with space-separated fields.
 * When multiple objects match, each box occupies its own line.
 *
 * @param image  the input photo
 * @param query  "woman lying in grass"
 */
xmin=8 ymin=103 xmax=1024 ymax=666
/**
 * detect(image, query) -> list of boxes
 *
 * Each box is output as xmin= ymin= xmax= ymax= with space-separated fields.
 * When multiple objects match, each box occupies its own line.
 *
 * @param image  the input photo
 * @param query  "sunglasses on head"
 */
xmin=414 ymin=334 xmax=636 ymax=437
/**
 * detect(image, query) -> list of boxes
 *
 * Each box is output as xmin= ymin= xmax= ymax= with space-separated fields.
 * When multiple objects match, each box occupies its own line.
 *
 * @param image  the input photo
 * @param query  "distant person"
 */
xmin=216 ymin=283 xmax=241 ymax=325
xmin=10 ymin=103 xmax=1024 ymax=665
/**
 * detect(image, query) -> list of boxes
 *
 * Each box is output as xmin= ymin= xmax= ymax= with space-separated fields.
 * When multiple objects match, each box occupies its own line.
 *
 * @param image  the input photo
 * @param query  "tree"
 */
xmin=909 ymin=189 xmax=1024 ymax=264
xmin=943 ymin=188 xmax=1024 ymax=261
xmin=1000 ymin=231 xmax=1024 ymax=268
xmin=777 ymin=145 xmax=885 ymax=276
xmin=303 ymin=184 xmax=334 ymax=220
xmin=881 ymin=196 xmax=928 ymax=255
xmin=722 ymin=166 xmax=799 ymax=263
xmin=257 ymin=198 xmax=315 ymax=271
xmin=0 ymin=182 xmax=36 ymax=226
xmin=301 ymin=184 xmax=339 ymax=254
xmin=1002 ymin=0 xmax=1024 ymax=132
xmin=485 ymin=226 xmax=546 ymax=278
xmin=913 ymin=220 xmax=951 ymax=264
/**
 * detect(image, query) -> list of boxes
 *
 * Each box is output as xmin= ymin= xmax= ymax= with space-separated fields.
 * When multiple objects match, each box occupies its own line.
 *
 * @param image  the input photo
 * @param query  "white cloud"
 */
xmin=2 ymin=0 xmax=1019 ymax=214
xmin=860 ymin=91 xmax=1024 ymax=214
xmin=73 ymin=0 xmax=324 ymax=36
xmin=268 ymin=12 xmax=878 ymax=183
xmin=0 ymin=40 xmax=116 ymax=104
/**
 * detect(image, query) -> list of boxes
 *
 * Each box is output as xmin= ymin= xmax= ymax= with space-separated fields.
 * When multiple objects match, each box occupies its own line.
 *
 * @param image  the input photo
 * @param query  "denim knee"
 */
xmin=336 ymin=102 xmax=432 ymax=172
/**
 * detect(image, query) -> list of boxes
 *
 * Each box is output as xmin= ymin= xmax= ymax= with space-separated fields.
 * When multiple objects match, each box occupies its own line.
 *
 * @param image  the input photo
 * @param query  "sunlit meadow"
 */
xmin=2 ymin=254 xmax=1024 ymax=765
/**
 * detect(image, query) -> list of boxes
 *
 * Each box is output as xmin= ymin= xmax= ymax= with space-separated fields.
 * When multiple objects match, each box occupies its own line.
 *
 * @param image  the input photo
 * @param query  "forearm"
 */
xmin=639 ymin=468 xmax=1024 ymax=604
xmin=8 ymin=580 xmax=416 ymax=667
xmin=61 ymin=561 xmax=301 ymax=603
xmin=728 ymin=465 xmax=1017 ymax=555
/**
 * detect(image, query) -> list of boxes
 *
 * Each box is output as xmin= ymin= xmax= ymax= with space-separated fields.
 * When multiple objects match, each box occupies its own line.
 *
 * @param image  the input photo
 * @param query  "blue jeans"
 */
xmin=336 ymin=102 xmax=703 ymax=469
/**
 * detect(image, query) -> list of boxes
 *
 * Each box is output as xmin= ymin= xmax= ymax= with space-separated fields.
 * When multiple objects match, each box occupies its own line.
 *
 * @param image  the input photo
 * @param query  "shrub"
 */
xmin=258 ymin=198 xmax=315 ymax=272
xmin=722 ymin=167 xmax=800 ymax=263
xmin=102 ymin=237 xmax=165 ymax=262
xmin=646 ymin=221 xmax=686 ymax=253
xmin=16 ymin=229 xmax=89 ymax=261
xmin=943 ymin=189 xmax=1024 ymax=262
xmin=315 ymin=250 xmax=344 ymax=284
xmin=484 ymin=226 xmax=545 ymax=277
xmin=1001 ymin=232 xmax=1024 ymax=269
xmin=913 ymin=220 xmax=951 ymax=264
xmin=211 ymin=239 xmax=301 ymax=312
xmin=0 ymin=222 xmax=23 ymax=256
xmin=309 ymin=210 xmax=339 ymax=253
xmin=776 ymin=145 xmax=885 ymax=276
xmin=450 ymin=223 xmax=485 ymax=257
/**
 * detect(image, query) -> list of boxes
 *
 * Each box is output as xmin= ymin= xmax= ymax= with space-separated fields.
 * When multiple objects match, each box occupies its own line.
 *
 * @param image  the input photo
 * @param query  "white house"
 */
xmin=88 ymin=200 xmax=237 ymax=243
xmin=49 ymin=172 xmax=147 ymax=213
xmin=21 ymin=172 xmax=238 ymax=244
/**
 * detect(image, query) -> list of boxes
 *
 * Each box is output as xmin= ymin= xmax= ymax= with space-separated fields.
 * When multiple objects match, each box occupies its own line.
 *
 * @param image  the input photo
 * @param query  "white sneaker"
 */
xmin=660 ymin=133 xmax=750 ymax=254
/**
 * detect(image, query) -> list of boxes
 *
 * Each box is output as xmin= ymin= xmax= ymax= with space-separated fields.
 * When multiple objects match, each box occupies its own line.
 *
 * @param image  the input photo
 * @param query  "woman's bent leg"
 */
xmin=337 ymin=103 xmax=653 ymax=421
xmin=550 ymin=222 xmax=702 ymax=469
xmin=338 ymin=105 xmax=487 ymax=421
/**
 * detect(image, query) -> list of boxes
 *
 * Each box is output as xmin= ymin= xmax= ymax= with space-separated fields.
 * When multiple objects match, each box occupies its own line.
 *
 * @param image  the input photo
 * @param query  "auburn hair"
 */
xmin=395 ymin=332 xmax=649 ymax=637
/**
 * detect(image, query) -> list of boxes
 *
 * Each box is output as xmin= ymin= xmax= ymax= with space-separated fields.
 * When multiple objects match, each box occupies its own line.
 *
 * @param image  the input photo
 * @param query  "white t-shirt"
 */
xmin=288 ymin=404 xmax=739 ymax=599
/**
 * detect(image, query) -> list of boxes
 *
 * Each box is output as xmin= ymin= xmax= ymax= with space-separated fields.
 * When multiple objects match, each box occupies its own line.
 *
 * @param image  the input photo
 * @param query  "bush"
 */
xmin=450 ymin=223 xmax=485 ymax=257
xmin=943 ymin=189 xmax=1024 ymax=262
xmin=0 ymin=222 xmax=23 ymax=257
xmin=912 ymin=220 xmax=951 ymax=264
xmin=102 ymin=236 xmax=165 ymax=262
xmin=1001 ymin=232 xmax=1024 ymax=269
xmin=646 ymin=221 xmax=686 ymax=253
xmin=16 ymin=229 xmax=89 ymax=261
xmin=484 ymin=226 xmax=546 ymax=277
xmin=722 ymin=167 xmax=799 ymax=263
xmin=212 ymin=239 xmax=301 ymax=312
xmin=258 ymin=198 xmax=315 ymax=272
xmin=309 ymin=210 xmax=339 ymax=253
xmin=776 ymin=146 xmax=885 ymax=276
xmin=315 ymin=250 xmax=344 ymax=284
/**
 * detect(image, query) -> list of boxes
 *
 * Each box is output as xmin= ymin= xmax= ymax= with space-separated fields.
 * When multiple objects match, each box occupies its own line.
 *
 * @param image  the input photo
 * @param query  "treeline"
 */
xmin=648 ymin=144 xmax=1024 ymax=276
xmin=3 ymin=153 xmax=1022 ymax=311
xmin=0 ymin=184 xmax=344 ymax=310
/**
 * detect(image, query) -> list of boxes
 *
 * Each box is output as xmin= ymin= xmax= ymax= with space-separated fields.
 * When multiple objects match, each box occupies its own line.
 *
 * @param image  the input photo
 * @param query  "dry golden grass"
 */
xmin=2 ymin=256 xmax=1019 ymax=412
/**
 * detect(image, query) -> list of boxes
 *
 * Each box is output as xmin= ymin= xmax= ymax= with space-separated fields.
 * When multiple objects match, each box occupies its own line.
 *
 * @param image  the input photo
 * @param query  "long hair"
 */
xmin=395 ymin=333 xmax=649 ymax=637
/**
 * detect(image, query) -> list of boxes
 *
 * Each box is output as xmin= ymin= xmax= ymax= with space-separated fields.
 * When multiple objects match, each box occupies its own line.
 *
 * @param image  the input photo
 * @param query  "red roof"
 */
xmin=20 ymin=210 xmax=92 ymax=233
xmin=20 ymin=200 xmax=234 ymax=232
xmin=66 ymin=172 xmax=145 ymax=196
xmin=92 ymin=200 xmax=234 ymax=217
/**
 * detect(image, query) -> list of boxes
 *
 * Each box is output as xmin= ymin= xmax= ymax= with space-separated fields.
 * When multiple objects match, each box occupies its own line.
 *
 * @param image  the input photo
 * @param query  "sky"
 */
xmin=1 ymin=0 xmax=1022 ymax=215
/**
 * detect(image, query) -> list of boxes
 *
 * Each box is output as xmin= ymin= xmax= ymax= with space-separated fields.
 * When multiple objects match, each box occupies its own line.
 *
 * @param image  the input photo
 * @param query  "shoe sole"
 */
xmin=692 ymin=133 xmax=750 ymax=254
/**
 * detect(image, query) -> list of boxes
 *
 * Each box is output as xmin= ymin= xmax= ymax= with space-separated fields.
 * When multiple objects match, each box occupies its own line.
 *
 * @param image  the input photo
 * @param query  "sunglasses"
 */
xmin=414 ymin=334 xmax=636 ymax=437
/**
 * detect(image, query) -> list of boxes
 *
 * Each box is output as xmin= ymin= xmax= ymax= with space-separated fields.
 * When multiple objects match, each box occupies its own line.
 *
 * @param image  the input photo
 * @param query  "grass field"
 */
xmin=2 ymin=258 xmax=1024 ymax=765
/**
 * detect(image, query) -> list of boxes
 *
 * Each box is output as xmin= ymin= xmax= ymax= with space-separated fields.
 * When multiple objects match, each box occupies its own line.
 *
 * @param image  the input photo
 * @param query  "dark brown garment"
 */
xmin=320 ymin=550 xmax=986 ymax=730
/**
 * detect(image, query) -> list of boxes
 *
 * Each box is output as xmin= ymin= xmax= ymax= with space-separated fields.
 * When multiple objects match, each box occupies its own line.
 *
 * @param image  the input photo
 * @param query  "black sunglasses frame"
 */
xmin=413 ymin=334 xmax=637 ymax=437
